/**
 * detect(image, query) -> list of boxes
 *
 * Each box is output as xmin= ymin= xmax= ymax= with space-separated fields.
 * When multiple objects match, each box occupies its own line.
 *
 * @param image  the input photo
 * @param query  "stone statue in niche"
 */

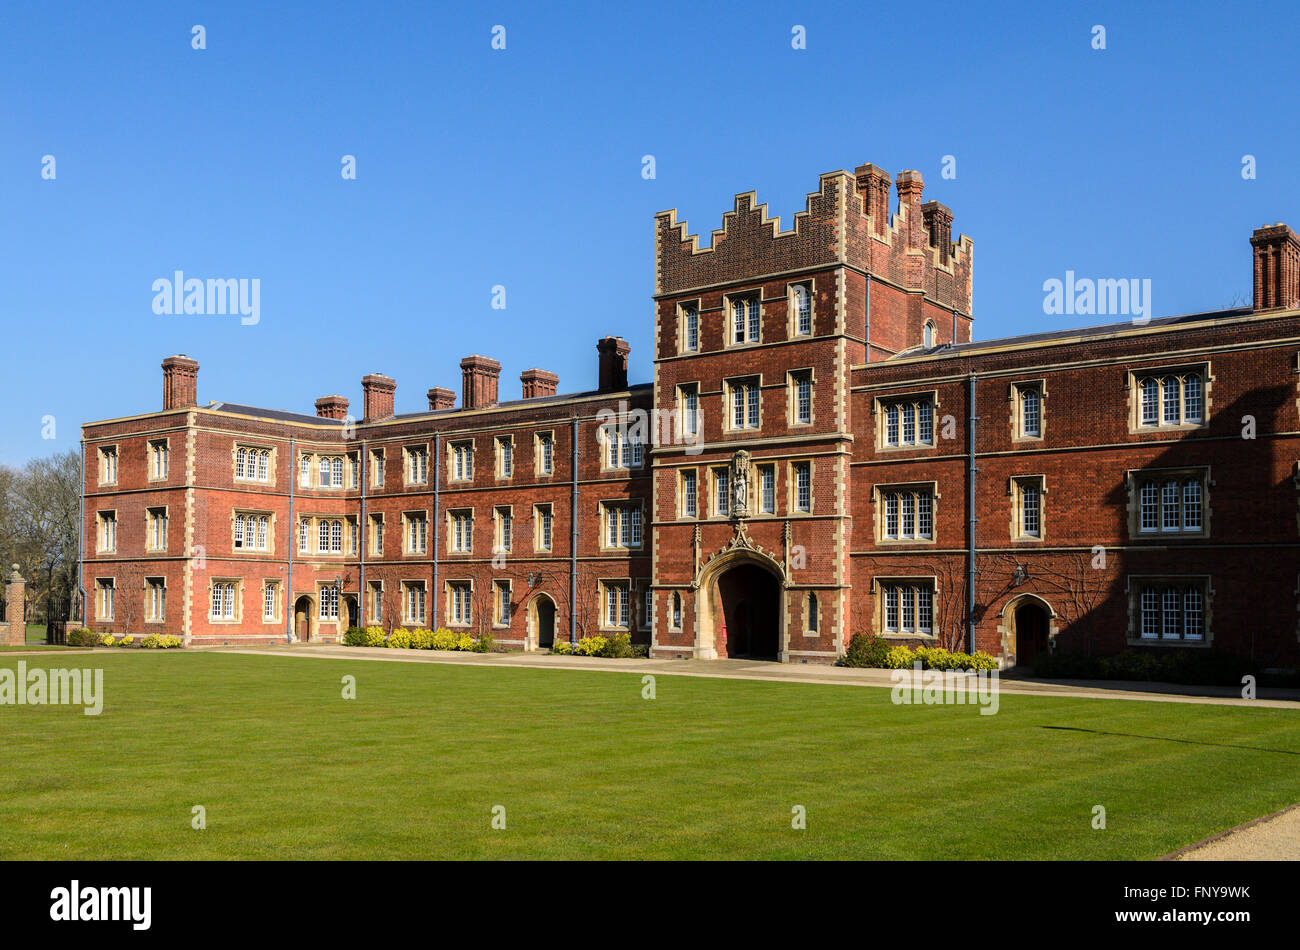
xmin=730 ymin=449 xmax=751 ymax=517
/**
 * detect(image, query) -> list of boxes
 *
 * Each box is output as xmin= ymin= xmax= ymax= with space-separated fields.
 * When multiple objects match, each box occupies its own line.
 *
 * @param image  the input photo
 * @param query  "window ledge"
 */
xmin=1125 ymin=638 xmax=1211 ymax=649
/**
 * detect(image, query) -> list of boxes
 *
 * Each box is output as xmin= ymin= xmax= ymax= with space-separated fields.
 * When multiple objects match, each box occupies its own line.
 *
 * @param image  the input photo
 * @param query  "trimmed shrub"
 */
xmin=601 ymin=632 xmax=633 ymax=658
xmin=117 ymin=635 xmax=134 ymax=647
xmin=841 ymin=633 xmax=890 ymax=668
xmin=411 ymin=628 xmax=435 ymax=649
xmin=573 ymin=636 xmax=608 ymax=656
xmin=67 ymin=628 xmax=98 ymax=647
xmin=140 ymin=634 xmax=183 ymax=649
xmin=884 ymin=646 xmax=915 ymax=669
xmin=840 ymin=635 xmax=999 ymax=671
xmin=551 ymin=641 xmax=573 ymax=655
xmin=473 ymin=631 xmax=494 ymax=653
xmin=343 ymin=626 xmax=386 ymax=647
xmin=432 ymin=628 xmax=458 ymax=650
xmin=387 ymin=629 xmax=412 ymax=649
xmin=99 ymin=634 xmax=116 ymax=647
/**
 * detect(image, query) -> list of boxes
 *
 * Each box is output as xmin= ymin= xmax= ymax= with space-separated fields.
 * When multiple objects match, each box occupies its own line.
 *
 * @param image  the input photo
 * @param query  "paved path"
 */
xmin=1169 ymin=803 xmax=1300 ymax=861
xmin=202 ymin=643 xmax=1300 ymax=709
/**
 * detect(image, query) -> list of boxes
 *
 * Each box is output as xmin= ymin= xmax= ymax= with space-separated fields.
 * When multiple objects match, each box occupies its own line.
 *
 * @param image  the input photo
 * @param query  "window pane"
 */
xmin=1162 ymin=377 xmax=1180 ymax=424
xmin=1140 ymin=378 xmax=1158 ymax=425
xmin=1183 ymin=375 xmax=1203 ymax=423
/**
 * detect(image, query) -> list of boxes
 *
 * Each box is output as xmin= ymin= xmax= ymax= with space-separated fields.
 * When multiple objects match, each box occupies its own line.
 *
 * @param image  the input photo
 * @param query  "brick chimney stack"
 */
xmin=854 ymin=163 xmax=892 ymax=235
xmin=922 ymin=201 xmax=954 ymax=264
xmin=162 ymin=355 xmax=199 ymax=410
xmin=427 ymin=387 xmax=455 ymax=411
xmin=520 ymin=368 xmax=559 ymax=399
xmin=596 ymin=337 xmax=630 ymax=392
xmin=460 ymin=355 xmax=501 ymax=410
xmin=314 ymin=395 xmax=349 ymax=420
xmin=896 ymin=170 xmax=926 ymax=250
xmin=361 ymin=373 xmax=396 ymax=422
xmin=1251 ymin=224 xmax=1300 ymax=312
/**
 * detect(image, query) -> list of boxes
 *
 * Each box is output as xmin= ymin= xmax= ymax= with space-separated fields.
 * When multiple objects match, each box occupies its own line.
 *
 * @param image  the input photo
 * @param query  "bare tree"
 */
xmin=5 ymin=451 xmax=80 ymax=632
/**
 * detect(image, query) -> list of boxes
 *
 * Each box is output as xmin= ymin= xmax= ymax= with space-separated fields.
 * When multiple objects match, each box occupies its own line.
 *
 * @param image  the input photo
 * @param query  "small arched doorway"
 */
xmin=344 ymin=595 xmax=359 ymax=631
xmin=1007 ymin=597 xmax=1051 ymax=665
xmin=294 ymin=595 xmax=314 ymax=643
xmin=716 ymin=562 xmax=781 ymax=660
xmin=531 ymin=594 xmax=557 ymax=650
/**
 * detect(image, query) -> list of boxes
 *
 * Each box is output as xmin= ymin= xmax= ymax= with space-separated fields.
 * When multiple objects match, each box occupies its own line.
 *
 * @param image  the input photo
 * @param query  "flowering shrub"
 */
xmin=551 ymin=641 xmax=573 ymax=655
xmin=840 ymin=635 xmax=997 ymax=671
xmin=387 ymin=629 xmax=412 ymax=649
xmin=99 ymin=634 xmax=116 ymax=647
xmin=342 ymin=626 xmax=386 ymax=647
xmin=573 ymin=636 xmax=608 ymax=656
xmin=117 ymin=635 xmax=134 ymax=647
xmin=140 ymin=634 xmax=183 ymax=649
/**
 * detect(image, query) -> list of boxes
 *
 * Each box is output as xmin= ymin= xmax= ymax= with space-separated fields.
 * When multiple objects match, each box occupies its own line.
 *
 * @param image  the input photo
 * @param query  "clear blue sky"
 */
xmin=2 ymin=0 xmax=1297 ymax=464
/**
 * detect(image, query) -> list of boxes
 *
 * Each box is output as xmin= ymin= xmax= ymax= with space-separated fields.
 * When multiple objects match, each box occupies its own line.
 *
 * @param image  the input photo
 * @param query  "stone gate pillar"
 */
xmin=4 ymin=565 xmax=25 ymax=646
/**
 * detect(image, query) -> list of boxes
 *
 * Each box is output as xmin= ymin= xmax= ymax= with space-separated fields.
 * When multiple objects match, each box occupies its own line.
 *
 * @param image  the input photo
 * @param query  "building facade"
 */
xmin=80 ymin=164 xmax=1300 ymax=668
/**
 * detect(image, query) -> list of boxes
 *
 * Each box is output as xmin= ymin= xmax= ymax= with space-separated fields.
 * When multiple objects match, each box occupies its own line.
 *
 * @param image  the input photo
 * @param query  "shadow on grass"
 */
xmin=1042 ymin=725 xmax=1300 ymax=756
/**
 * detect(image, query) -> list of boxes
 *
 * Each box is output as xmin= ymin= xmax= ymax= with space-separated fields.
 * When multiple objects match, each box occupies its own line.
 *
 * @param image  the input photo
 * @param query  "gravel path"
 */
xmin=1170 ymin=803 xmax=1300 ymax=860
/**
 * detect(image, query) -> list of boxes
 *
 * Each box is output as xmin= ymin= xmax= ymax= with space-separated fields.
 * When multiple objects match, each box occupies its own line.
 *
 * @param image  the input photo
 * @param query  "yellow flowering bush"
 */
xmin=387 ymin=629 xmax=412 ymax=649
xmin=99 ymin=634 xmax=116 ymax=647
xmin=140 ymin=634 xmax=183 ymax=649
xmin=573 ymin=636 xmax=609 ymax=656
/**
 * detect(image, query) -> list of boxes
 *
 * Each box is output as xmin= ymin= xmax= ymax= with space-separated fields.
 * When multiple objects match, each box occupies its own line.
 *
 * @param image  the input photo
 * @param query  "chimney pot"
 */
xmin=161 ymin=355 xmax=199 ymax=410
xmin=427 ymin=387 xmax=455 ymax=411
xmin=520 ymin=368 xmax=559 ymax=399
xmin=1251 ymin=224 xmax=1300 ymax=312
xmin=460 ymin=355 xmax=502 ymax=409
xmin=314 ymin=395 xmax=349 ymax=420
xmin=596 ymin=336 xmax=631 ymax=392
xmin=854 ymin=163 xmax=893 ymax=235
xmin=361 ymin=373 xmax=396 ymax=422
xmin=922 ymin=200 xmax=954 ymax=263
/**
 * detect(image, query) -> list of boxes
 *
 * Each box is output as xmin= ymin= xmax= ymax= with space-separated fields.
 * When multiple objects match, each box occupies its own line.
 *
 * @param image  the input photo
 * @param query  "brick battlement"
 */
xmin=655 ymin=165 xmax=972 ymax=317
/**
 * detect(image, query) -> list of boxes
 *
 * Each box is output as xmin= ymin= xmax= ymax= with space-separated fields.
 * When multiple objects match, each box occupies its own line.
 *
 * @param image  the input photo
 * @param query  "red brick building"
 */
xmin=80 ymin=164 xmax=1300 ymax=668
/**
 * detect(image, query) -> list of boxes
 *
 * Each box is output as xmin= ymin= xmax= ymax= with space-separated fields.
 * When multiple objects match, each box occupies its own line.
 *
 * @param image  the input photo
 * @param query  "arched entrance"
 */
xmin=344 ymin=595 xmax=359 ymax=631
xmin=1001 ymin=595 xmax=1053 ymax=666
xmin=693 ymin=550 xmax=786 ymax=661
xmin=294 ymin=595 xmax=314 ymax=643
xmin=530 ymin=593 xmax=557 ymax=650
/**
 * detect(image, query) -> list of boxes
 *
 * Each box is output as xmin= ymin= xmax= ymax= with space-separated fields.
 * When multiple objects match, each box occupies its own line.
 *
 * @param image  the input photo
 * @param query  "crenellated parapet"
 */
xmin=845 ymin=165 xmax=973 ymax=316
xmin=654 ymin=163 xmax=973 ymax=317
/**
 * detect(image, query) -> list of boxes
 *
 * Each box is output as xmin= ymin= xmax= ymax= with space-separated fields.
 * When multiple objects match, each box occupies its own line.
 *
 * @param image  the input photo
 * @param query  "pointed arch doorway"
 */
xmin=530 ymin=593 xmax=557 ymax=650
xmin=1001 ymin=594 xmax=1054 ymax=666
xmin=693 ymin=550 xmax=786 ymax=661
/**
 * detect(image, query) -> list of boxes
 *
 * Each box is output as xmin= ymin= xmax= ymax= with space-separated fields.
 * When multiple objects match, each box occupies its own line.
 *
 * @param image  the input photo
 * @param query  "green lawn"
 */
xmin=1 ymin=652 xmax=1298 ymax=859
